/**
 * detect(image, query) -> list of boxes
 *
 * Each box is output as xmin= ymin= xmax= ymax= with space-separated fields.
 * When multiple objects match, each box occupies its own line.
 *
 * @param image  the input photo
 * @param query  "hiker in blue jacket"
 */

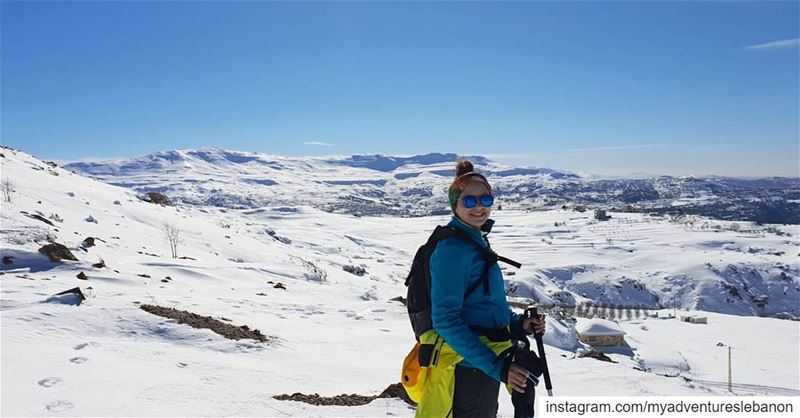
xmin=430 ymin=159 xmax=546 ymax=417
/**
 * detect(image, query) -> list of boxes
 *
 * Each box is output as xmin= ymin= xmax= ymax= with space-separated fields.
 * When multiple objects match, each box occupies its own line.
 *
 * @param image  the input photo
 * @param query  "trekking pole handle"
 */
xmin=524 ymin=306 xmax=545 ymax=336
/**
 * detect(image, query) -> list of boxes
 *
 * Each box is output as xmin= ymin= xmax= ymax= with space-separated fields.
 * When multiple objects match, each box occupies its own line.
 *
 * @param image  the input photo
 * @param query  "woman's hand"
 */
xmin=522 ymin=313 xmax=546 ymax=335
xmin=506 ymin=363 xmax=530 ymax=393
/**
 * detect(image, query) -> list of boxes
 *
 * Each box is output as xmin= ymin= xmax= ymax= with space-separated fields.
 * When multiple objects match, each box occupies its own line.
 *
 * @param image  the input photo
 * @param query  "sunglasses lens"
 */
xmin=480 ymin=194 xmax=494 ymax=207
xmin=462 ymin=196 xmax=477 ymax=208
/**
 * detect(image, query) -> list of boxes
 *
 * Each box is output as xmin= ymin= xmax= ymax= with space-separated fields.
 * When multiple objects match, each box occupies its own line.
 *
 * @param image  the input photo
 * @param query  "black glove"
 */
xmin=510 ymin=316 xmax=529 ymax=341
xmin=515 ymin=349 xmax=544 ymax=379
xmin=511 ymin=346 xmax=537 ymax=418
xmin=501 ymin=349 xmax=543 ymax=385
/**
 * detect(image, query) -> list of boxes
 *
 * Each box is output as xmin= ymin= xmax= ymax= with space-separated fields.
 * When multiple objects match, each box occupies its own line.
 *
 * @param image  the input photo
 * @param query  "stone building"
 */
xmin=576 ymin=318 xmax=626 ymax=347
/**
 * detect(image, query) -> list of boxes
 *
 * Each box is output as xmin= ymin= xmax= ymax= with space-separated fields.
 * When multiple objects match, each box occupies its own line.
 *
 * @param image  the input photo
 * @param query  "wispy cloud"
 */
xmin=302 ymin=141 xmax=334 ymax=147
xmin=566 ymin=143 xmax=669 ymax=153
xmin=746 ymin=38 xmax=800 ymax=51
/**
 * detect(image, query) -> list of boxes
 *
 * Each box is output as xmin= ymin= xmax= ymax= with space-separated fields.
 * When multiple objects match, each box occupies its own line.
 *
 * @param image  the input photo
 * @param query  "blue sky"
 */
xmin=2 ymin=0 xmax=798 ymax=177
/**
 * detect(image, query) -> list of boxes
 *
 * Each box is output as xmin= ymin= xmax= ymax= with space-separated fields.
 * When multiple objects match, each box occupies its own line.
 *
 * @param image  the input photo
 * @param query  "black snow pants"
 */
xmin=452 ymin=365 xmax=501 ymax=418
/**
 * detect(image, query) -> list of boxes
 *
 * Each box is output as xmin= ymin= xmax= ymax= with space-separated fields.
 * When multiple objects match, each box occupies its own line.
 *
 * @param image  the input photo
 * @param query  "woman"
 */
xmin=427 ymin=159 xmax=545 ymax=417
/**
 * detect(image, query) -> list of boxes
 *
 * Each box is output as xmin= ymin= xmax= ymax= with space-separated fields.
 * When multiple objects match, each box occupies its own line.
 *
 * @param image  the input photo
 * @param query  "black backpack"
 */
xmin=405 ymin=225 xmax=521 ymax=340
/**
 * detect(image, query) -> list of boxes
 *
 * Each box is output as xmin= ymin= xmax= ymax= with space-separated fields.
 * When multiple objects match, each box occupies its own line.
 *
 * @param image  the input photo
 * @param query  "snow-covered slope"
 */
xmin=2 ymin=147 xmax=799 ymax=416
xmin=497 ymin=210 xmax=800 ymax=318
xmin=64 ymin=147 xmax=800 ymax=223
xmin=1 ymin=147 xmax=420 ymax=416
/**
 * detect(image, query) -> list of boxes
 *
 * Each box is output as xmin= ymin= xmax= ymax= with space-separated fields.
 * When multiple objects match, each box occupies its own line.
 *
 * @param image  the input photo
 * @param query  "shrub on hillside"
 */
xmin=142 ymin=191 xmax=170 ymax=205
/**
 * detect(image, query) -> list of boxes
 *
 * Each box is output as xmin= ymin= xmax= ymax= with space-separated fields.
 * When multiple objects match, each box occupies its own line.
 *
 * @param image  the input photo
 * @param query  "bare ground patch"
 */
xmin=139 ymin=304 xmax=269 ymax=342
xmin=273 ymin=383 xmax=415 ymax=407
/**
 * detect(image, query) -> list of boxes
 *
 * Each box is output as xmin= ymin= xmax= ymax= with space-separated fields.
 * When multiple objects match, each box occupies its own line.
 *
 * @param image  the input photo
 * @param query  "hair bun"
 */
xmin=455 ymin=159 xmax=474 ymax=177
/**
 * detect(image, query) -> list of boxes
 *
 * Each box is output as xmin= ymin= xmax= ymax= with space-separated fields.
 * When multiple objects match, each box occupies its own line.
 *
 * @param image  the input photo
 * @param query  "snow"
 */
xmin=575 ymin=318 xmax=625 ymax=336
xmin=1 ymin=146 xmax=799 ymax=416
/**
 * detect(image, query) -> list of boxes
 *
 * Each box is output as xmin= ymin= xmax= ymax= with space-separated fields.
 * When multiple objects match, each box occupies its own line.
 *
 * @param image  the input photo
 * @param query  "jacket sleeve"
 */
xmin=430 ymin=240 xmax=505 ymax=381
xmin=508 ymin=309 xmax=527 ymax=340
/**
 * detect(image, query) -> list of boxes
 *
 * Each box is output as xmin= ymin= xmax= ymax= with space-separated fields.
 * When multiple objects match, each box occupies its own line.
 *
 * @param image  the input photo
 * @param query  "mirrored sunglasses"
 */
xmin=460 ymin=194 xmax=494 ymax=208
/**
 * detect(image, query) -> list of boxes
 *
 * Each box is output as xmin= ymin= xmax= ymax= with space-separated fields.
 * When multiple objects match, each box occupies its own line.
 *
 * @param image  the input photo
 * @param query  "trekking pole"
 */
xmin=527 ymin=306 xmax=553 ymax=396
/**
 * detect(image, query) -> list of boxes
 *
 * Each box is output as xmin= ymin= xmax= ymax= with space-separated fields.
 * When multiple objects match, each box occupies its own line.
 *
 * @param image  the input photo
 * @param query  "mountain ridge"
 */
xmin=62 ymin=147 xmax=800 ymax=224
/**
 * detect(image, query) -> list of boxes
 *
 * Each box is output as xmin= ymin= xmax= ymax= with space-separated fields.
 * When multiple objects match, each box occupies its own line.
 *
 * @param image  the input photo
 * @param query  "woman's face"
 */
xmin=454 ymin=181 xmax=492 ymax=229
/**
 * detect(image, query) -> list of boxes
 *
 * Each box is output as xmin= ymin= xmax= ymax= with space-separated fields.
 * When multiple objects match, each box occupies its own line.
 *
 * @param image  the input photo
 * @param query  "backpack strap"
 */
xmin=497 ymin=255 xmax=522 ymax=268
xmin=427 ymin=225 xmax=468 ymax=245
xmin=466 ymin=253 xmax=494 ymax=297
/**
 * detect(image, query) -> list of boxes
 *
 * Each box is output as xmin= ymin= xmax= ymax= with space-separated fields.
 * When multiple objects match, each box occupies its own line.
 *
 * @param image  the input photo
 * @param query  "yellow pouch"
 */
xmin=401 ymin=342 xmax=427 ymax=403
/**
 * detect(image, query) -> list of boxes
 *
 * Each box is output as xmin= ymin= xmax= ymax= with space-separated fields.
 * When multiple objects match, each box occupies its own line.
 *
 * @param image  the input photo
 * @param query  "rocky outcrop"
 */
xmin=38 ymin=243 xmax=78 ymax=262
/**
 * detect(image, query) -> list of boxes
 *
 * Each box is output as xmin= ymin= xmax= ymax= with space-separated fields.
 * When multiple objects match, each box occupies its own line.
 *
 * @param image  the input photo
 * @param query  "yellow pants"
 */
xmin=402 ymin=330 xmax=513 ymax=418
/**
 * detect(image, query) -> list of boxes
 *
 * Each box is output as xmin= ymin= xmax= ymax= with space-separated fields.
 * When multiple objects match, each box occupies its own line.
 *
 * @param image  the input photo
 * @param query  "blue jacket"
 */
xmin=429 ymin=216 xmax=524 ymax=381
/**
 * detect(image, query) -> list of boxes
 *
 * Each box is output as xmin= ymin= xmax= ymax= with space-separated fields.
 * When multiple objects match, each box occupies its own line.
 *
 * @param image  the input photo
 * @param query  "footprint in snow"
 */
xmin=45 ymin=400 xmax=74 ymax=412
xmin=38 ymin=377 xmax=62 ymax=388
xmin=177 ymin=362 xmax=188 ymax=368
xmin=69 ymin=357 xmax=88 ymax=364
xmin=73 ymin=342 xmax=90 ymax=350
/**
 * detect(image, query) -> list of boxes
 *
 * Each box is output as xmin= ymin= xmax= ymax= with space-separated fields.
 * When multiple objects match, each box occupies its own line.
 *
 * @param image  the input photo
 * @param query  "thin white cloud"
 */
xmin=746 ymin=38 xmax=800 ymax=50
xmin=302 ymin=141 xmax=334 ymax=147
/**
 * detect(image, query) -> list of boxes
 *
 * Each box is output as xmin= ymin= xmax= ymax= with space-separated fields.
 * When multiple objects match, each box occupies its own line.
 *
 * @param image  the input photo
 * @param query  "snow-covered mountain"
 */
xmin=64 ymin=147 xmax=800 ymax=223
xmin=2 ymin=146 xmax=798 ymax=415
xmin=62 ymin=148 xmax=577 ymax=218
